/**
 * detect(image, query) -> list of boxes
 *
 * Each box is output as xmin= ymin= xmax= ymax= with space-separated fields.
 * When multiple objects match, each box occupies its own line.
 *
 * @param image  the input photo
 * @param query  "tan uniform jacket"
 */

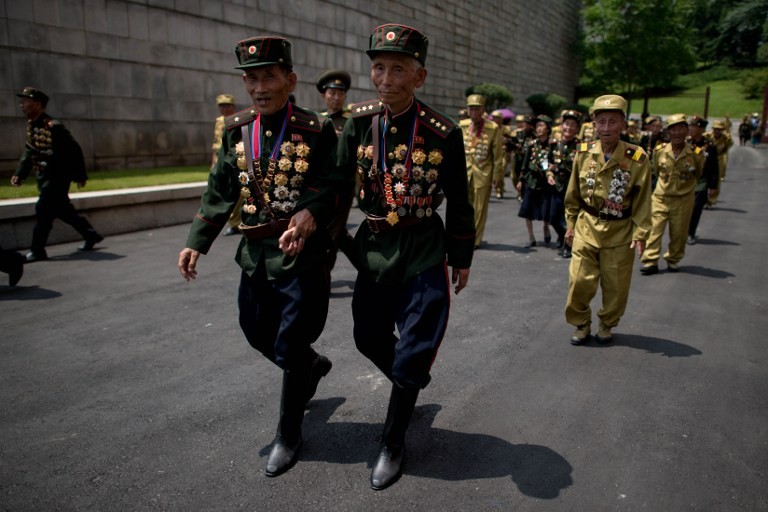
xmin=565 ymin=140 xmax=652 ymax=248
xmin=460 ymin=119 xmax=504 ymax=189
xmin=211 ymin=115 xmax=225 ymax=152
xmin=652 ymin=142 xmax=705 ymax=197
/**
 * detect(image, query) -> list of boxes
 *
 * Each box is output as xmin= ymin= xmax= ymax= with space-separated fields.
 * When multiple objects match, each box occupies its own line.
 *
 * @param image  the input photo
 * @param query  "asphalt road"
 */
xmin=2 ymin=143 xmax=767 ymax=511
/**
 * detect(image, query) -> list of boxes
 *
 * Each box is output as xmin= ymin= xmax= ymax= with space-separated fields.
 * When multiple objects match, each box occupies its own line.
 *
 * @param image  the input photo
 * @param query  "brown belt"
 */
xmin=363 ymin=213 xmax=426 ymax=234
xmin=582 ymin=204 xmax=631 ymax=221
xmin=239 ymin=218 xmax=291 ymax=240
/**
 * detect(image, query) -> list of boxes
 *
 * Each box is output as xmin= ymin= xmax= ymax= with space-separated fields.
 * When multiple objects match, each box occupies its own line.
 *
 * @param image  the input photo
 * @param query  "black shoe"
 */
xmin=570 ymin=325 xmax=590 ymax=345
xmin=524 ymin=240 xmax=537 ymax=248
xmin=370 ymin=445 xmax=405 ymax=490
xmin=556 ymin=237 xmax=564 ymax=249
xmin=8 ymin=252 xmax=24 ymax=287
xmin=562 ymin=246 xmax=572 ymax=259
xmin=265 ymin=435 xmax=303 ymax=477
xmin=78 ymin=234 xmax=104 ymax=251
xmin=687 ymin=236 xmax=697 ymax=246
xmin=640 ymin=264 xmax=658 ymax=275
xmin=305 ymin=355 xmax=332 ymax=405
xmin=25 ymin=251 xmax=47 ymax=263
xmin=544 ymin=234 xmax=552 ymax=245
xmin=224 ymin=226 xmax=240 ymax=236
xmin=667 ymin=262 xmax=680 ymax=273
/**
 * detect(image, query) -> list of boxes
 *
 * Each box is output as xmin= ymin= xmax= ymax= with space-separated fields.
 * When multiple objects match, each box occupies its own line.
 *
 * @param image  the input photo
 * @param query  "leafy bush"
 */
xmin=740 ymin=68 xmax=768 ymax=99
xmin=526 ymin=93 xmax=567 ymax=118
xmin=464 ymin=83 xmax=514 ymax=111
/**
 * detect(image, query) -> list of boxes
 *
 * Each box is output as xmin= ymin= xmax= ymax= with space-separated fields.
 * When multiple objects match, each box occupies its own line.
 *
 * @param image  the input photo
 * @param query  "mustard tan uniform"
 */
xmin=705 ymin=129 xmax=733 ymax=206
xmin=641 ymin=142 xmax=704 ymax=267
xmin=461 ymin=117 xmax=504 ymax=247
xmin=565 ymin=140 xmax=652 ymax=329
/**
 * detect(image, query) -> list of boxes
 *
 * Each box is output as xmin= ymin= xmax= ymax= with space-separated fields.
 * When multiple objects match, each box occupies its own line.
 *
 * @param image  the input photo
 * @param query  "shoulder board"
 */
xmin=45 ymin=118 xmax=61 ymax=129
xmin=350 ymin=99 xmax=384 ymax=118
xmin=459 ymin=118 xmax=471 ymax=127
xmin=289 ymin=107 xmax=322 ymax=133
xmin=693 ymin=146 xmax=702 ymax=155
xmin=417 ymin=103 xmax=456 ymax=138
xmin=577 ymin=142 xmax=596 ymax=152
xmin=225 ymin=107 xmax=257 ymax=130
xmin=624 ymin=144 xmax=647 ymax=163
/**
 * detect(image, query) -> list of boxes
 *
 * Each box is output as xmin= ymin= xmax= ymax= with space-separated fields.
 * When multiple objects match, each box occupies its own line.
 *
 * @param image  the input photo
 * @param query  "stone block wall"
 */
xmin=0 ymin=0 xmax=581 ymax=173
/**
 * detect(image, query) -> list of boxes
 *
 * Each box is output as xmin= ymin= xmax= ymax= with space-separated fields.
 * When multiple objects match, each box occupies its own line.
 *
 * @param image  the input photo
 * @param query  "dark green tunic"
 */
xmin=185 ymin=103 xmax=342 ymax=279
xmin=337 ymin=97 xmax=475 ymax=284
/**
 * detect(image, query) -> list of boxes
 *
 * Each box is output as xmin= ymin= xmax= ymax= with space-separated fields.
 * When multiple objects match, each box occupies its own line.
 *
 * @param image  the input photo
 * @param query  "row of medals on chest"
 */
xmin=235 ymin=139 xmax=310 ymax=214
xmin=29 ymin=126 xmax=54 ymax=162
xmin=584 ymin=159 xmax=632 ymax=217
xmin=357 ymin=143 xmax=444 ymax=224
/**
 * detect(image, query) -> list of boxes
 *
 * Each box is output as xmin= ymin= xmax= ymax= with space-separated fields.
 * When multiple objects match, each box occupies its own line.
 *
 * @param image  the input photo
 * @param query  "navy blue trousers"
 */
xmin=688 ymin=189 xmax=708 ymax=238
xmin=238 ymin=261 xmax=330 ymax=371
xmin=352 ymin=262 xmax=450 ymax=390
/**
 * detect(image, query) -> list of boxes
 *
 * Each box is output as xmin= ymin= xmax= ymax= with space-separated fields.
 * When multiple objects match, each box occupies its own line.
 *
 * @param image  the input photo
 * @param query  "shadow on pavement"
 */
xmin=0 ymin=285 xmax=62 ymax=300
xmin=273 ymin=398 xmax=572 ymax=499
xmin=676 ymin=265 xmax=735 ymax=279
xmin=50 ymin=250 xmax=126 ymax=262
xmin=482 ymin=243 xmax=536 ymax=254
xmin=707 ymin=207 xmax=747 ymax=214
xmin=692 ymin=238 xmax=740 ymax=246
xmin=583 ymin=334 xmax=702 ymax=357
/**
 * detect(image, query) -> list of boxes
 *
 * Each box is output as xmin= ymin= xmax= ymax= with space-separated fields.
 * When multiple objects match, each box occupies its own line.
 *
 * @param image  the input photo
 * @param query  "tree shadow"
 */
xmin=582 ymin=334 xmax=702 ymax=357
xmin=0 ymin=285 xmax=62 ymax=300
xmin=482 ymin=243 xmax=534 ymax=254
xmin=268 ymin=398 xmax=572 ymax=499
xmin=707 ymin=207 xmax=747 ymax=214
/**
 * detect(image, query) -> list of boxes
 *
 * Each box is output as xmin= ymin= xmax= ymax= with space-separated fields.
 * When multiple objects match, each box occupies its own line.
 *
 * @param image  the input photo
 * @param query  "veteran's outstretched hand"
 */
xmin=178 ymin=248 xmax=200 ymax=281
xmin=279 ymin=209 xmax=316 ymax=257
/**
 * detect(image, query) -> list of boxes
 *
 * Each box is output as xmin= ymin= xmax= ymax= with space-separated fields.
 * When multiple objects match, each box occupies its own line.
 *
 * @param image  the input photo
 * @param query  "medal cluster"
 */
xmin=602 ymin=168 xmax=631 ymax=217
xmin=235 ymin=140 xmax=309 ymax=215
xmin=357 ymin=144 xmax=443 ymax=225
xmin=28 ymin=124 xmax=54 ymax=172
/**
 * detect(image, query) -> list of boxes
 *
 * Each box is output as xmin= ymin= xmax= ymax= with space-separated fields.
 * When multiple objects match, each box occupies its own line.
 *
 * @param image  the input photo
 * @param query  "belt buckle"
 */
xmin=367 ymin=218 xmax=380 ymax=234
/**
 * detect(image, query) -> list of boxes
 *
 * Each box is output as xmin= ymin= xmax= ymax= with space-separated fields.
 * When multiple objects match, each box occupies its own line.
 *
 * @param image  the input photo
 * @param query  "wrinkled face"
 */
xmin=648 ymin=120 xmax=662 ymax=134
xmin=668 ymin=123 xmax=689 ymax=144
xmin=323 ymin=88 xmax=346 ymax=113
xmin=19 ymin=97 xmax=44 ymax=120
xmin=535 ymin=121 xmax=550 ymax=139
xmin=561 ymin=118 xmax=579 ymax=141
xmin=594 ymin=111 xmax=626 ymax=147
xmin=467 ymin=105 xmax=485 ymax=123
xmin=689 ymin=124 xmax=704 ymax=140
xmin=713 ymin=128 xmax=723 ymax=138
xmin=370 ymin=54 xmax=427 ymax=114
xmin=242 ymin=65 xmax=297 ymax=115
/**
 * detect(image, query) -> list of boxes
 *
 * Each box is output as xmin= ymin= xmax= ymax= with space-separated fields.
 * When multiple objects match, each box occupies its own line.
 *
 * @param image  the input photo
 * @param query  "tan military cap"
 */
xmin=216 ymin=94 xmax=235 ymax=105
xmin=644 ymin=115 xmax=660 ymax=126
xmin=515 ymin=114 xmax=525 ymax=122
xmin=592 ymin=94 xmax=627 ymax=116
xmin=466 ymin=94 xmax=486 ymax=107
xmin=712 ymin=120 xmax=725 ymax=129
xmin=665 ymin=113 xmax=687 ymax=129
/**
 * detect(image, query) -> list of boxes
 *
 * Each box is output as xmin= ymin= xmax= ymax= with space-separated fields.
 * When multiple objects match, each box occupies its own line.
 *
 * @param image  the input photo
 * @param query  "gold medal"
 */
xmin=386 ymin=211 xmax=399 ymax=225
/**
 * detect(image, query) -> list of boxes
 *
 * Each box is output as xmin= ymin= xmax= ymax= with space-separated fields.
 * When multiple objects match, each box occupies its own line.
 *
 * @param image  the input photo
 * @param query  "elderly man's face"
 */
xmin=19 ymin=97 xmax=44 ymax=120
xmin=689 ymin=124 xmax=704 ymax=140
xmin=668 ymin=123 xmax=689 ymax=145
xmin=561 ymin=118 xmax=579 ymax=141
xmin=594 ymin=111 xmax=626 ymax=148
xmin=467 ymin=105 xmax=485 ymax=123
xmin=242 ymin=65 xmax=297 ymax=116
xmin=371 ymin=54 xmax=427 ymax=115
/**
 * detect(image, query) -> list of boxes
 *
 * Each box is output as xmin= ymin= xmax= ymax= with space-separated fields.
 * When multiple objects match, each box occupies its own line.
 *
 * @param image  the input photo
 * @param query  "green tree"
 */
xmin=714 ymin=0 xmax=768 ymax=66
xmin=580 ymin=0 xmax=696 ymax=105
xmin=464 ymin=83 xmax=514 ymax=112
xmin=526 ymin=93 xmax=567 ymax=118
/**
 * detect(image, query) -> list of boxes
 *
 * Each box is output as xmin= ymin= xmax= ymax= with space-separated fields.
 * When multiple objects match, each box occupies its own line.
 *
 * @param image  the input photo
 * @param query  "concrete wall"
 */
xmin=0 ymin=0 xmax=581 ymax=173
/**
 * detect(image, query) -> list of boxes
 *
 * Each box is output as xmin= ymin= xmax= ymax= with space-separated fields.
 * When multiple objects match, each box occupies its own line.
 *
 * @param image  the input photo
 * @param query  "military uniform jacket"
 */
xmin=706 ymin=132 xmax=733 ymax=169
xmin=520 ymin=137 xmax=552 ymax=190
xmin=211 ymin=115 xmax=226 ymax=153
xmin=565 ymin=140 xmax=652 ymax=248
xmin=652 ymin=142 xmax=705 ymax=197
xmin=320 ymin=109 xmax=351 ymax=137
xmin=14 ymin=113 xmax=87 ymax=192
xmin=460 ymin=118 xmax=504 ymax=189
xmin=688 ymin=136 xmax=719 ymax=192
xmin=337 ymin=97 xmax=475 ymax=284
xmin=186 ymin=103 xmax=341 ymax=280
xmin=548 ymin=137 xmax=580 ymax=193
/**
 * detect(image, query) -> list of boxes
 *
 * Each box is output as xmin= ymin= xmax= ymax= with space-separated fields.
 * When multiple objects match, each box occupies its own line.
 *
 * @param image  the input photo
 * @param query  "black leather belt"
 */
xmin=239 ymin=218 xmax=291 ymax=240
xmin=582 ymin=204 xmax=631 ymax=221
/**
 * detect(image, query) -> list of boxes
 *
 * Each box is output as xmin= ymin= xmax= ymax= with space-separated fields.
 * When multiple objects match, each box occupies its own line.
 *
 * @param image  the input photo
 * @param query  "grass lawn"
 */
xmin=0 ymin=166 xmax=209 ymax=200
xmin=640 ymin=79 xmax=762 ymax=119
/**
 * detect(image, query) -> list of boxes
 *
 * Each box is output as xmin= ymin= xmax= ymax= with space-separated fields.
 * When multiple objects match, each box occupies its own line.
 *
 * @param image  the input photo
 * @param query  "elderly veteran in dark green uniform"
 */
xmin=337 ymin=23 xmax=475 ymax=490
xmin=639 ymin=114 xmax=704 ymax=275
xmin=178 ymin=36 xmax=342 ymax=478
xmin=547 ymin=109 xmax=582 ymax=258
xmin=687 ymin=116 xmax=719 ymax=245
xmin=564 ymin=94 xmax=652 ymax=345
xmin=11 ymin=87 xmax=104 ymax=262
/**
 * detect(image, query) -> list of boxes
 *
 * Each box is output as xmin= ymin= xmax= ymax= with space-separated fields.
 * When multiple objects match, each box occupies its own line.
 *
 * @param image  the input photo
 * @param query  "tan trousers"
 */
xmin=566 ymin=237 xmax=636 ymax=329
xmin=642 ymin=194 xmax=694 ymax=265
xmin=468 ymin=181 xmax=492 ymax=247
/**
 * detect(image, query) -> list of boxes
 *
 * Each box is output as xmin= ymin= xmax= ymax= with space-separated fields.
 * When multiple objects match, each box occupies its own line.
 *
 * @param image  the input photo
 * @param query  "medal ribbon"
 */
xmin=252 ymin=103 xmax=293 ymax=161
xmin=379 ymin=103 xmax=420 ymax=178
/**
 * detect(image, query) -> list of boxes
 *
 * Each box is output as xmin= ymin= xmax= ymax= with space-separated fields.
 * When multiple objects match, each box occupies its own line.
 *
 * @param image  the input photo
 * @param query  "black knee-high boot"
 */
xmin=370 ymin=383 xmax=420 ymax=490
xmin=266 ymin=369 xmax=309 ymax=477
